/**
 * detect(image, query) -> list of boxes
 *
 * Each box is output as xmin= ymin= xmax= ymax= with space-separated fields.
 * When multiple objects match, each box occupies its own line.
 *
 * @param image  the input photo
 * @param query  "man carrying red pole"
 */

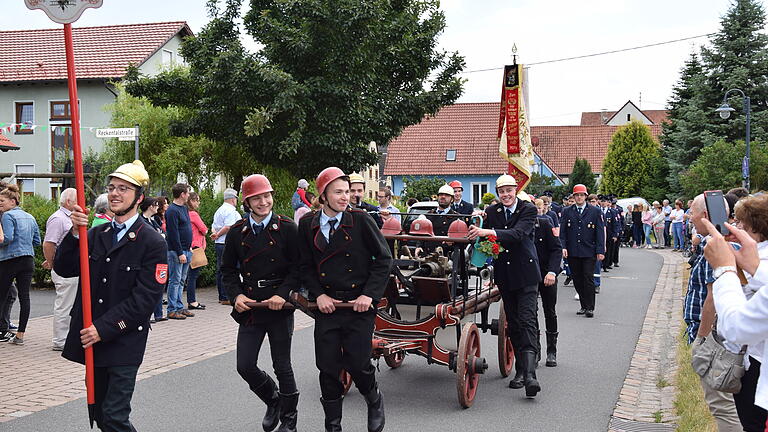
xmin=54 ymin=160 xmax=167 ymax=431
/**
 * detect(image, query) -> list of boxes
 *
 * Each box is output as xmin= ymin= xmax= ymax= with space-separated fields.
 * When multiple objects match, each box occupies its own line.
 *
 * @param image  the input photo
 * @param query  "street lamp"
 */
xmin=715 ymin=88 xmax=751 ymax=190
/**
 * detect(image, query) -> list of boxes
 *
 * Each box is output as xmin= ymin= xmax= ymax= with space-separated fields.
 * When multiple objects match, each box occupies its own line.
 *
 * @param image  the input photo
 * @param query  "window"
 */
xmin=50 ymin=100 xmax=71 ymax=120
xmin=626 ymin=114 xmax=631 ymax=121
xmin=446 ymin=149 xmax=456 ymax=161
xmin=15 ymin=164 xmax=35 ymax=196
xmin=15 ymin=102 xmax=34 ymax=134
xmin=162 ymin=49 xmax=175 ymax=65
xmin=471 ymin=183 xmax=489 ymax=206
xmin=51 ymin=125 xmax=73 ymax=173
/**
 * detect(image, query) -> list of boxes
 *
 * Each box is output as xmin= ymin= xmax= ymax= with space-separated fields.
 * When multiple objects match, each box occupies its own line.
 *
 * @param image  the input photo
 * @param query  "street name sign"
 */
xmin=96 ymin=128 xmax=136 ymax=141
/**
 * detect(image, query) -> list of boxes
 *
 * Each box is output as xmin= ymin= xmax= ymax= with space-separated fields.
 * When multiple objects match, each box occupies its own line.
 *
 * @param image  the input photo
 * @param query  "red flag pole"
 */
xmin=63 ymin=22 xmax=96 ymax=427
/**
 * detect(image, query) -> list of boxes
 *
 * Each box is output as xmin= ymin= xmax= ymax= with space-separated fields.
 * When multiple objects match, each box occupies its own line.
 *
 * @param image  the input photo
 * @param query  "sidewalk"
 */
xmin=0 ymin=288 xmax=314 ymax=424
xmin=608 ymin=248 xmax=686 ymax=431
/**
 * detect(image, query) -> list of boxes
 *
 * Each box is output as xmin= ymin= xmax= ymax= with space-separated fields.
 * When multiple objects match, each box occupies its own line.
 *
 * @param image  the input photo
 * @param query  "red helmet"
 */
xmin=572 ymin=184 xmax=588 ymax=195
xmin=316 ymin=167 xmax=348 ymax=197
xmin=447 ymin=220 xmax=468 ymax=238
xmin=380 ymin=217 xmax=401 ymax=235
xmin=409 ymin=217 xmax=434 ymax=236
xmin=449 ymin=180 xmax=463 ymax=190
xmin=242 ymin=174 xmax=274 ymax=201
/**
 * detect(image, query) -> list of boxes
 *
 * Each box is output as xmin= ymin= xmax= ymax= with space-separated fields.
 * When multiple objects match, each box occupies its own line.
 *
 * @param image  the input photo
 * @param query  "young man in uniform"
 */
xmin=222 ymin=174 xmax=301 ymax=432
xmin=599 ymin=195 xmax=620 ymax=272
xmin=54 ymin=160 xmax=167 ymax=431
xmin=297 ymin=167 xmax=392 ymax=432
xmin=533 ymin=198 xmax=562 ymax=367
xmin=348 ymin=173 xmax=383 ymax=228
xmin=449 ymin=180 xmax=474 ymax=216
xmin=559 ymin=184 xmax=605 ymax=318
xmin=468 ymin=174 xmax=542 ymax=398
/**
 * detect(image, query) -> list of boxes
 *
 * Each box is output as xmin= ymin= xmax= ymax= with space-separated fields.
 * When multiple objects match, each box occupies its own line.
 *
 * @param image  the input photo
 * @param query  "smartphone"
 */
xmin=704 ymin=190 xmax=730 ymax=235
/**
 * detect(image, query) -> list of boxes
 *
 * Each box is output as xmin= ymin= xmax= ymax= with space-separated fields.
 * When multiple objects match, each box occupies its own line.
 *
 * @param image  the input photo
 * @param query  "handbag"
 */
xmin=690 ymin=326 xmax=747 ymax=394
xmin=190 ymin=247 xmax=208 ymax=269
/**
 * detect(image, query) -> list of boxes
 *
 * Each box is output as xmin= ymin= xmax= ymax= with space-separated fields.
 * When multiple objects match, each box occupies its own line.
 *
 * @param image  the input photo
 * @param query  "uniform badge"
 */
xmin=117 ymin=320 xmax=126 ymax=330
xmin=155 ymin=264 xmax=168 ymax=284
xmin=128 ymin=232 xmax=136 ymax=240
xmin=497 ymin=208 xmax=502 ymax=212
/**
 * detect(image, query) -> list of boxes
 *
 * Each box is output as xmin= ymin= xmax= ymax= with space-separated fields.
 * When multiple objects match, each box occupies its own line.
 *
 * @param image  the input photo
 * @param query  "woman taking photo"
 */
xmin=670 ymin=199 xmax=685 ymax=251
xmin=186 ymin=192 xmax=208 ymax=311
xmin=0 ymin=185 xmax=41 ymax=345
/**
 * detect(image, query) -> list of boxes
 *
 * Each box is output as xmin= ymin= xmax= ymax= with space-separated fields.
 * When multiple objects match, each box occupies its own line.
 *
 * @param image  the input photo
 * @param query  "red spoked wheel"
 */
xmin=340 ymin=369 xmax=353 ymax=395
xmin=384 ymin=351 xmax=405 ymax=369
xmin=497 ymin=301 xmax=515 ymax=377
xmin=456 ymin=322 xmax=483 ymax=408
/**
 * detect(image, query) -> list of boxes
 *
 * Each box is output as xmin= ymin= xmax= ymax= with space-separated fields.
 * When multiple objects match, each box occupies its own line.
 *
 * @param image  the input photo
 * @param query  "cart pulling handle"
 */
xmin=244 ymin=292 xmax=377 ymax=311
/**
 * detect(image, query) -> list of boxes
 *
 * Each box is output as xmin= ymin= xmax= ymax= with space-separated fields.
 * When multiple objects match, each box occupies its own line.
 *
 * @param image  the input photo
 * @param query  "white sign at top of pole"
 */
xmin=25 ymin=0 xmax=104 ymax=24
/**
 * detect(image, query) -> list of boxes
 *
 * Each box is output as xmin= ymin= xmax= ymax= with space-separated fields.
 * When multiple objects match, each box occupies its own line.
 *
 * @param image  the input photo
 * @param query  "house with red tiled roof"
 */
xmin=0 ymin=22 xmax=193 ymax=198
xmin=383 ymin=100 xmax=666 ymax=204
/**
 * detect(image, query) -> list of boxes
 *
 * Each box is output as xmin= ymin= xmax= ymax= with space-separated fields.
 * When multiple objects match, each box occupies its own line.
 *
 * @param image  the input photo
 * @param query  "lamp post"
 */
xmin=715 ymin=88 xmax=751 ymax=190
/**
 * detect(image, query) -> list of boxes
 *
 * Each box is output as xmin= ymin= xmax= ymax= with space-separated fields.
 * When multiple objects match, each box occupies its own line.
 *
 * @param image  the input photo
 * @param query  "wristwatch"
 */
xmin=713 ymin=266 xmax=738 ymax=280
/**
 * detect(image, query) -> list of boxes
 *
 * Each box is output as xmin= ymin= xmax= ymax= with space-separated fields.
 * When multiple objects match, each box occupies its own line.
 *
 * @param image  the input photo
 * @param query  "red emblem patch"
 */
xmin=155 ymin=264 xmax=168 ymax=284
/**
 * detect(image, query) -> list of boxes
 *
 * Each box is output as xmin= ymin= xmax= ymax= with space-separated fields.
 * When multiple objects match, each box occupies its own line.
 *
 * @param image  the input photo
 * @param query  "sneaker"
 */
xmin=564 ymin=276 xmax=572 ymax=286
xmin=149 ymin=317 xmax=156 ymax=324
xmin=0 ymin=331 xmax=12 ymax=342
xmin=52 ymin=345 xmax=64 ymax=351
xmin=574 ymin=293 xmax=580 ymax=301
xmin=8 ymin=335 xmax=24 ymax=345
xmin=180 ymin=309 xmax=195 ymax=317
xmin=8 ymin=322 xmax=18 ymax=331
xmin=155 ymin=316 xmax=169 ymax=322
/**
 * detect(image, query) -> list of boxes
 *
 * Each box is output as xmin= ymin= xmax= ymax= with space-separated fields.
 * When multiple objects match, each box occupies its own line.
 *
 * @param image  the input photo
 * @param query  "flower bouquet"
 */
xmin=470 ymin=219 xmax=505 ymax=267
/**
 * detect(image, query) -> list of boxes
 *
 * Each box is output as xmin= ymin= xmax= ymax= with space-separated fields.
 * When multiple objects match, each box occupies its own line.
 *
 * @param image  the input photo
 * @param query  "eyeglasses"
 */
xmin=376 ymin=195 xmax=387 ymax=199
xmin=106 ymin=185 xmax=136 ymax=194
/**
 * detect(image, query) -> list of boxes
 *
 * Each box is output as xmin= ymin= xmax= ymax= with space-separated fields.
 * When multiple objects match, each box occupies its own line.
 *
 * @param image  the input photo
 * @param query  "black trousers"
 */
xmin=236 ymin=314 xmax=297 ymax=394
xmin=734 ymin=356 xmax=768 ymax=432
xmin=315 ymin=310 xmax=376 ymax=400
xmin=500 ymin=283 xmax=539 ymax=356
xmin=612 ymin=237 xmax=620 ymax=265
xmin=663 ymin=220 xmax=672 ymax=246
xmin=0 ymin=256 xmax=33 ymax=332
xmin=569 ymin=256 xmax=596 ymax=311
xmin=538 ymin=279 xmax=558 ymax=334
xmin=93 ymin=365 xmax=139 ymax=432
xmin=602 ymin=239 xmax=614 ymax=270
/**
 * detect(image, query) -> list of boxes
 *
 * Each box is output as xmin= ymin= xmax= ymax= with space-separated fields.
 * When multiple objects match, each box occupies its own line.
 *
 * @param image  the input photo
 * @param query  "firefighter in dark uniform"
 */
xmin=297 ymin=167 xmax=393 ymax=432
xmin=468 ymin=175 xmax=542 ymax=398
xmin=533 ymin=197 xmax=563 ymax=367
xmin=449 ymin=180 xmax=474 ymax=220
xmin=348 ymin=173 xmax=383 ymax=228
xmin=599 ymin=195 xmax=620 ymax=272
xmin=415 ymin=184 xmax=460 ymax=256
xmin=611 ymin=196 xmax=623 ymax=267
xmin=559 ymin=184 xmax=605 ymax=318
xmin=54 ymin=160 xmax=166 ymax=432
xmin=221 ymin=174 xmax=301 ymax=432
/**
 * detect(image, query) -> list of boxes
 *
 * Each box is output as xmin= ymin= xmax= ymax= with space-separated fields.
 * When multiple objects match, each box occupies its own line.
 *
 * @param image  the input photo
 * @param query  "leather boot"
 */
xmin=253 ymin=377 xmax=280 ymax=432
xmin=276 ymin=392 xmax=299 ymax=432
xmin=362 ymin=383 xmax=385 ymax=432
xmin=321 ymin=397 xmax=343 ymax=432
xmin=523 ymin=351 xmax=541 ymax=398
xmin=508 ymin=359 xmax=524 ymax=389
xmin=545 ymin=332 xmax=558 ymax=367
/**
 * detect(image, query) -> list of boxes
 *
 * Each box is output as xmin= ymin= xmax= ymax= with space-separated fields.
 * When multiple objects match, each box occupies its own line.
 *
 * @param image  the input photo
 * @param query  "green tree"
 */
xmin=661 ymin=52 xmax=716 ymax=195
xmin=601 ymin=121 xmax=660 ymax=197
xmin=125 ymin=0 xmax=465 ymax=179
xmin=568 ymin=158 xmax=596 ymax=194
xmin=639 ymin=154 xmax=672 ymax=202
xmin=526 ymin=172 xmax=557 ymax=197
xmin=701 ymin=0 xmax=768 ymax=145
xmin=681 ymin=140 xmax=768 ymax=198
xmin=401 ymin=176 xmax=445 ymax=201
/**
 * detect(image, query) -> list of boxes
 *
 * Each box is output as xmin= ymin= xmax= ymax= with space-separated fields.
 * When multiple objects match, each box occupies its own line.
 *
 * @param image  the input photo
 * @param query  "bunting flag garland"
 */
xmin=0 ymin=122 xmax=100 ymax=134
xmin=497 ymin=63 xmax=534 ymax=190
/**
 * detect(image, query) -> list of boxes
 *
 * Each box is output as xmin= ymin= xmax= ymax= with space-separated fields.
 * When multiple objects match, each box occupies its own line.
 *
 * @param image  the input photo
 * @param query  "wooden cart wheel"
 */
xmin=384 ymin=351 xmax=405 ymax=369
xmin=456 ymin=322 xmax=481 ymax=408
xmin=340 ymin=369 xmax=353 ymax=395
xmin=497 ymin=301 xmax=515 ymax=377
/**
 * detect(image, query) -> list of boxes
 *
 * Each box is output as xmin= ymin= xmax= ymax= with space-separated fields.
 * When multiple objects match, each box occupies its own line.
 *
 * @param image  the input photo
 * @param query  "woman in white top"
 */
xmin=670 ymin=199 xmax=686 ymax=251
xmin=651 ymin=201 xmax=666 ymax=249
xmin=705 ymin=194 xmax=768 ymax=430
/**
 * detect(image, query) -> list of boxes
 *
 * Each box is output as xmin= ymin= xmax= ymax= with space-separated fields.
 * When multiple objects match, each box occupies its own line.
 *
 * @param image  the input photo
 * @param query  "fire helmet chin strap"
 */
xmin=112 ymin=186 xmax=143 ymax=217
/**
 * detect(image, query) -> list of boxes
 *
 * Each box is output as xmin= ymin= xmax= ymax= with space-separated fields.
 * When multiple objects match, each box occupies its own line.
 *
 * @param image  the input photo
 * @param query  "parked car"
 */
xmin=616 ymin=197 xmax=650 ymax=213
xmin=402 ymin=201 xmax=437 ymax=233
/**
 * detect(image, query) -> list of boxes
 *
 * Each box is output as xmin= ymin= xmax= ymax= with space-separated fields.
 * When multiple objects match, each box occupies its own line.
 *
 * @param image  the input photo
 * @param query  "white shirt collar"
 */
xmin=249 ymin=212 xmax=272 ymax=229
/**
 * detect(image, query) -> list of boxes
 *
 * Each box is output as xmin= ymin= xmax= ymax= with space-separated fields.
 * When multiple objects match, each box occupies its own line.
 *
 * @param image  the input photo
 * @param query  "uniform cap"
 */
xmin=108 ymin=160 xmax=149 ymax=188
xmin=496 ymin=174 xmax=517 ymax=189
xmin=349 ymin=173 xmax=365 ymax=185
xmin=572 ymin=184 xmax=588 ymax=195
xmin=449 ymin=180 xmax=463 ymax=189
xmin=438 ymin=184 xmax=454 ymax=196
xmin=223 ymin=188 xmax=238 ymax=200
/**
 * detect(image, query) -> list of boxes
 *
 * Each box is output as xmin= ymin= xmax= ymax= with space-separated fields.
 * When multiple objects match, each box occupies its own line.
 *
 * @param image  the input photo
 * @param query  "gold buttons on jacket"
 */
xmin=351 ymin=283 xmax=357 ymax=288
xmin=321 ymin=273 xmax=326 ymax=277
xmin=106 ymin=258 xmax=111 ymax=263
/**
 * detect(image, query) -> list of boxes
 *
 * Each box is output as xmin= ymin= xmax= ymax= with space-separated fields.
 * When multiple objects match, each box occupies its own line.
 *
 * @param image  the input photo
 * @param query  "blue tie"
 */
xmin=252 ymin=223 xmax=263 ymax=235
xmin=506 ymin=208 xmax=512 ymax=221
xmin=112 ymin=222 xmax=125 ymax=246
xmin=328 ymin=218 xmax=337 ymax=240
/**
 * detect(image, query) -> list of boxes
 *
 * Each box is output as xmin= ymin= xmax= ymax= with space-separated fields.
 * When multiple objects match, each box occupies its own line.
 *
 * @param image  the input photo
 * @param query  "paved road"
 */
xmin=5 ymin=248 xmax=663 ymax=431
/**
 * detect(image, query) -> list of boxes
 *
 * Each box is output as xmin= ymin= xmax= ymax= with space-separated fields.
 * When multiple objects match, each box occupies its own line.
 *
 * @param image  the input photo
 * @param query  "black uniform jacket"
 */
xmin=452 ymin=200 xmax=474 ymax=216
xmin=54 ymin=218 xmax=167 ymax=367
xmin=355 ymin=201 xmax=383 ymax=228
xmin=559 ymin=204 xmax=606 ymax=257
xmin=535 ymin=215 xmax=562 ymax=277
xmin=221 ymin=214 xmax=301 ymax=325
xmin=484 ymin=200 xmax=541 ymax=290
xmin=419 ymin=207 xmax=461 ymax=254
xmin=298 ymin=208 xmax=393 ymax=303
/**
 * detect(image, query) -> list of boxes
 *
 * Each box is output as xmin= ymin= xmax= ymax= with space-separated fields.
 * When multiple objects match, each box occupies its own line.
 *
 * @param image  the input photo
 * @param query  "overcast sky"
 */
xmin=2 ymin=0 xmax=761 ymax=125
